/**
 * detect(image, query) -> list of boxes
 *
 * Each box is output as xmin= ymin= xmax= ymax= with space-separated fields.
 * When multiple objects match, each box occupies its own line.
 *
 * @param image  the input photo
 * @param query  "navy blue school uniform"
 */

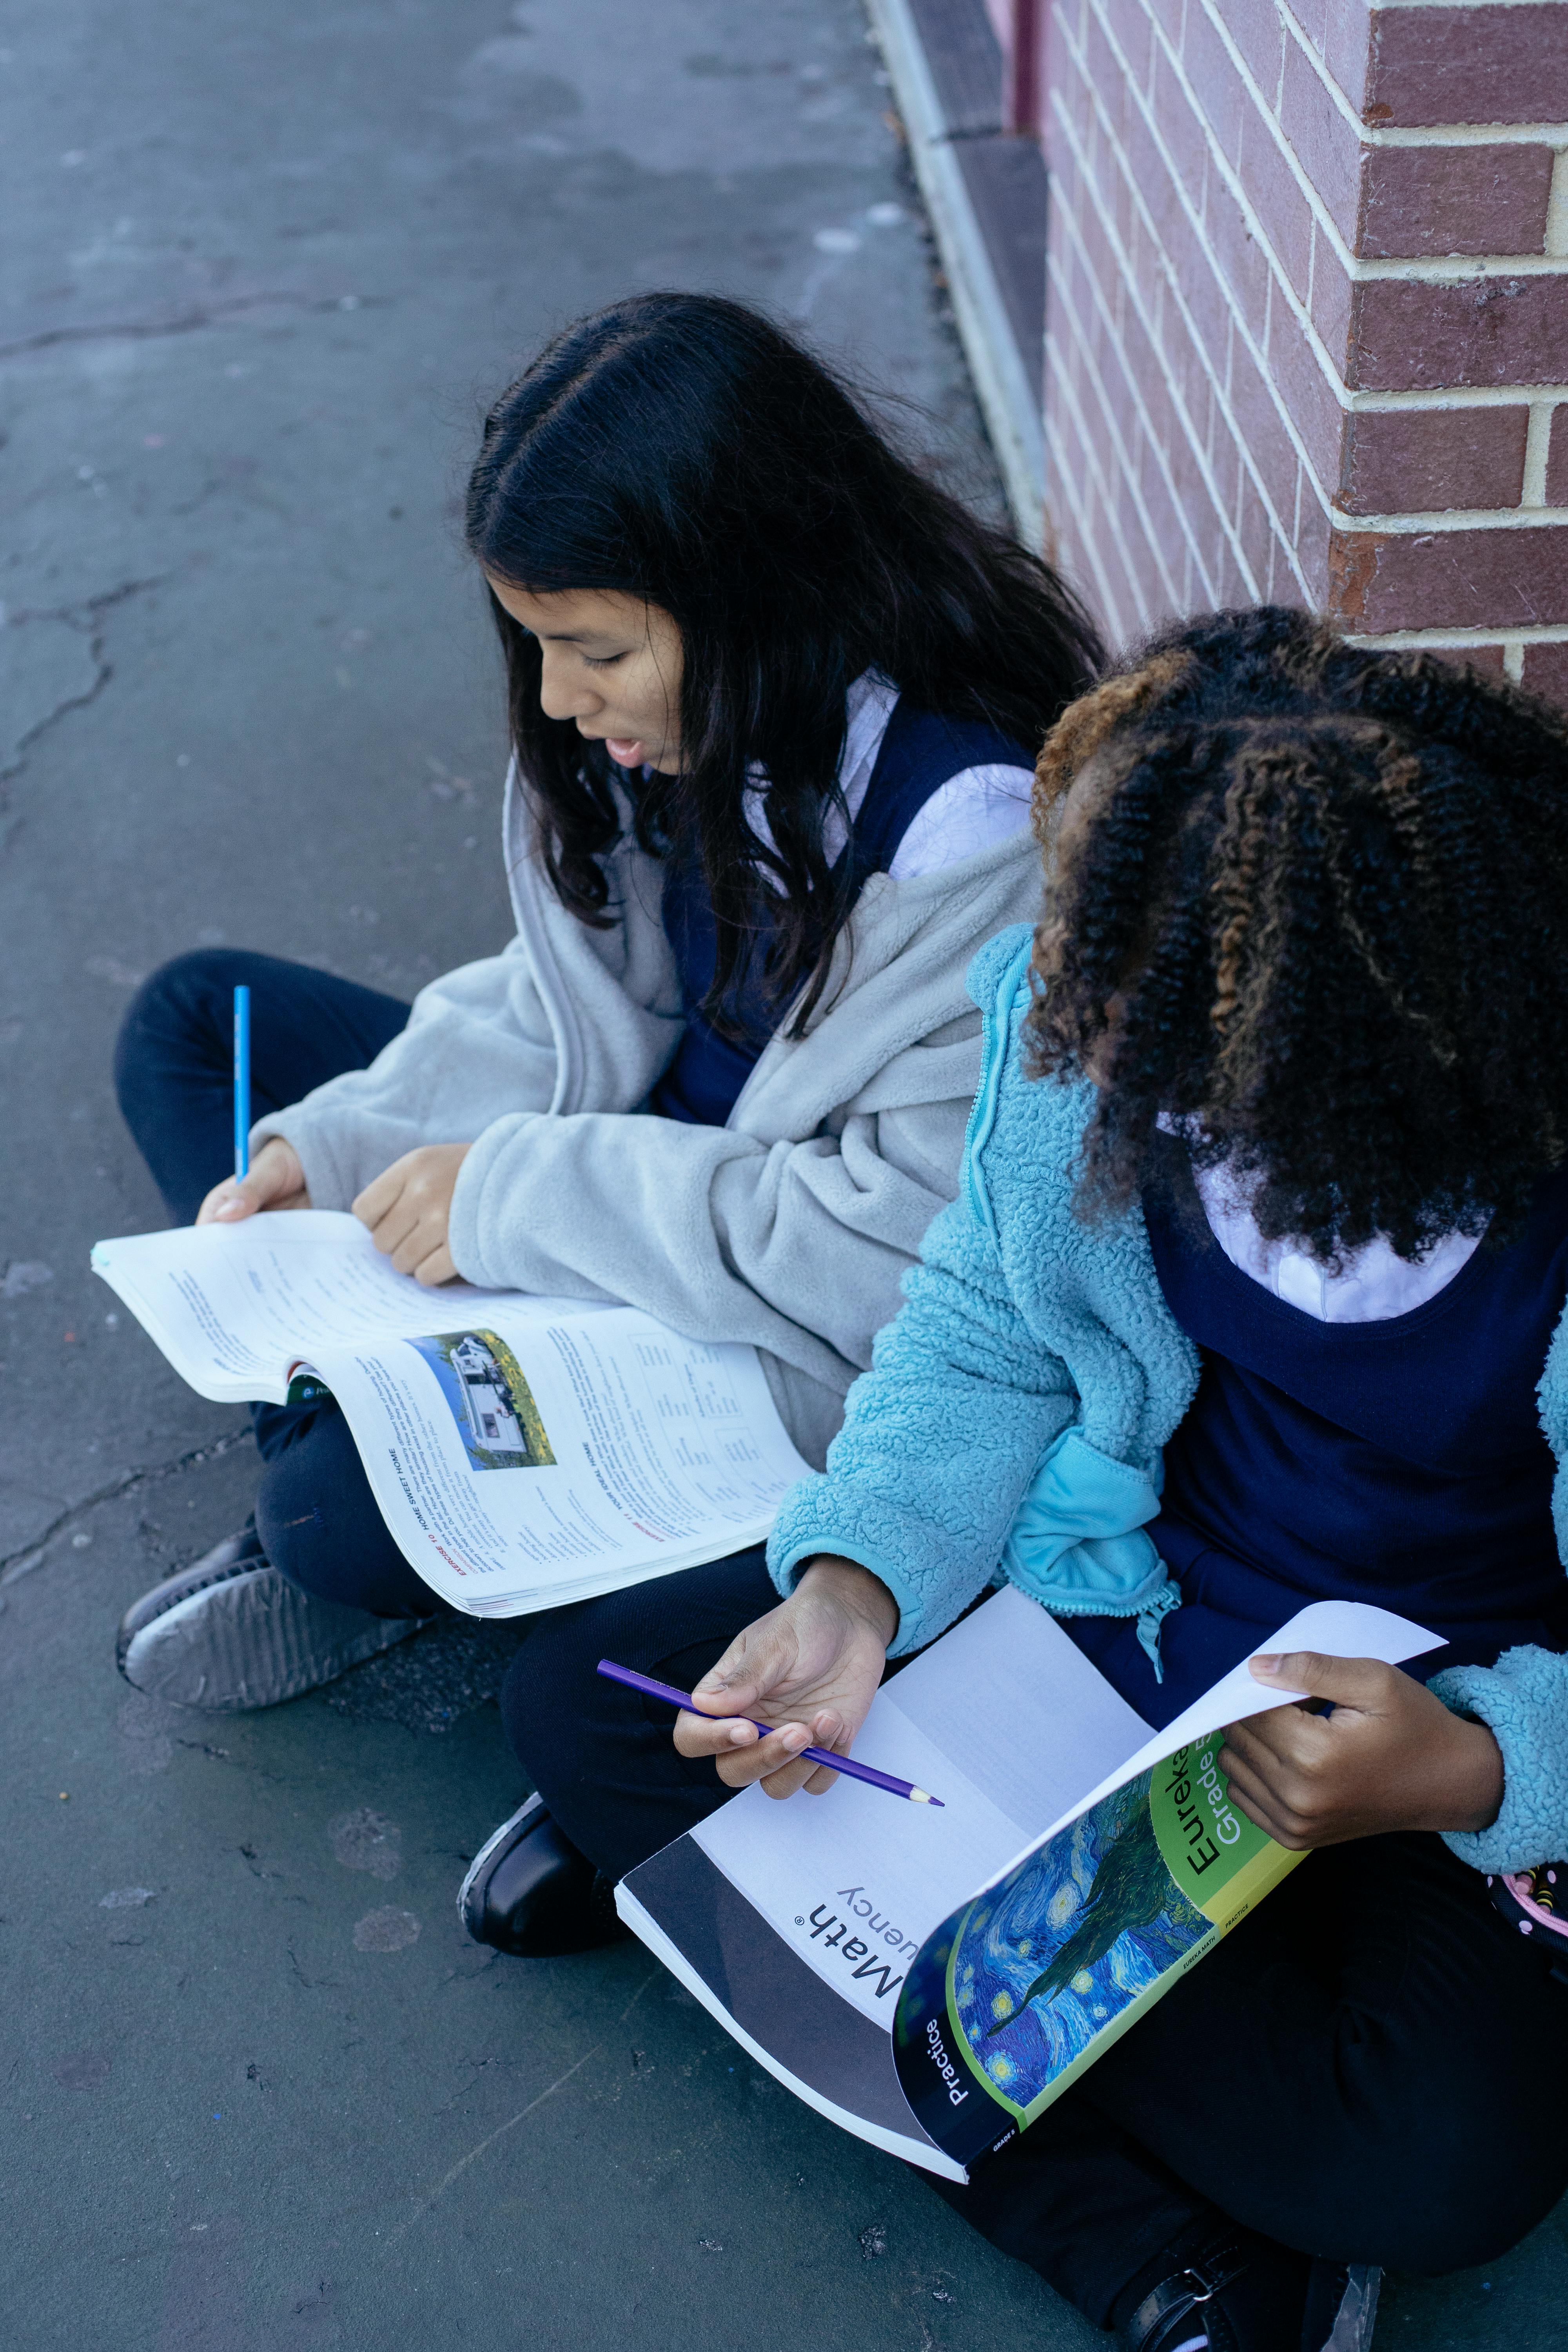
xmin=1061 ymin=1139 xmax=1568 ymax=1725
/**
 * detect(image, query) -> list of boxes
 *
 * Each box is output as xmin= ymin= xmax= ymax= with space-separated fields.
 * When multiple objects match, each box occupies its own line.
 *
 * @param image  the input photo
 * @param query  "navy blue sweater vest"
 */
xmin=1142 ymin=1145 xmax=1568 ymax=1670
xmin=1063 ymin=1147 xmax=1568 ymax=1728
xmin=650 ymin=700 xmax=1031 ymax=1129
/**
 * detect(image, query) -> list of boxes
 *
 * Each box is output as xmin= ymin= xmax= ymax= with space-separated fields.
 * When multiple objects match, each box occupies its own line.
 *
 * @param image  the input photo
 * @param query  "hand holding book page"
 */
xmin=617 ymin=1588 xmax=1442 ymax=2181
xmin=91 ymin=1212 xmax=812 ymax=1616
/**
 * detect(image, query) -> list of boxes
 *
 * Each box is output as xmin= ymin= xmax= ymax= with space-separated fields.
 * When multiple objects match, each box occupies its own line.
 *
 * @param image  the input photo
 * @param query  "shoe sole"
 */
xmin=119 ymin=1563 xmax=421 ymax=1711
xmin=1323 ymin=2268 xmax=1381 ymax=2352
xmin=457 ymin=1791 xmax=545 ymax=1937
xmin=116 ymin=1547 xmax=263 ymax=1678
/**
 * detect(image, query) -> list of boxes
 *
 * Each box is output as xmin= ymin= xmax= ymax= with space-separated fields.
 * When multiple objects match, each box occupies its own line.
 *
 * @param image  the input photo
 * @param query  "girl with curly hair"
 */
xmin=522 ymin=608 xmax=1568 ymax=2349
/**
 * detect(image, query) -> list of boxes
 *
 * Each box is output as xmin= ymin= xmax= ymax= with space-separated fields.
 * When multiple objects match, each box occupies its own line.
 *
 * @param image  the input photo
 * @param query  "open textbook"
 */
xmin=92 ymin=1211 xmax=812 ymax=1616
xmin=619 ymin=1588 xmax=1443 ymax=2181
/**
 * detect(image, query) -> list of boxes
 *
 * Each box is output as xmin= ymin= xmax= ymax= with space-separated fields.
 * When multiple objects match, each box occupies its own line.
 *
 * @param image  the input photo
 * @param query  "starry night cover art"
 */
xmin=893 ymin=1737 xmax=1303 ymax=2165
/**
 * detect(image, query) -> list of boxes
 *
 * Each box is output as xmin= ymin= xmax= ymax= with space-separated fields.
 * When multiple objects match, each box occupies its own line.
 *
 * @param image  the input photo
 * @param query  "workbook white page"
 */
xmin=691 ymin=1590 xmax=1154 ymax=2024
xmin=91 ymin=1212 xmax=584 ymax=1395
xmin=92 ymin=1214 xmax=812 ymax=1614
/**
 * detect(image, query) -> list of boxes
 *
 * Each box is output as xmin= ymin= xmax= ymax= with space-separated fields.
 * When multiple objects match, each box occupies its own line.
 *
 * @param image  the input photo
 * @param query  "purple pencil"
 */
xmin=596 ymin=1657 xmax=945 ymax=1808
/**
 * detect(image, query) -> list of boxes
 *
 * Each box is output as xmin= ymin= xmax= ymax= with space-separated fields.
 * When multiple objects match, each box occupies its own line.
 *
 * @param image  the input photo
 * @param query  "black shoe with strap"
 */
xmin=458 ymin=1794 xmax=630 ymax=1957
xmin=1118 ymin=2223 xmax=1380 ymax=2352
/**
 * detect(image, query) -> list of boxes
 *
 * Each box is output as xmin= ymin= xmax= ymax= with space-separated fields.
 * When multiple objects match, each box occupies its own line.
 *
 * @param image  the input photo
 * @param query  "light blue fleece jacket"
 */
xmin=768 ymin=926 xmax=1568 ymax=1876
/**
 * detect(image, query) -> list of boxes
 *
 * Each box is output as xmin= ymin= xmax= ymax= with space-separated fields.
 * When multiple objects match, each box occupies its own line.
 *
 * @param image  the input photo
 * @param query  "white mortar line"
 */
xmin=1281 ymin=6 xmax=1568 ymax=156
xmin=1043 ymin=393 xmax=1137 ymax=640
xmin=1349 ymin=385 xmax=1568 ymax=411
xmin=1365 ymin=125 xmax=1568 ymax=150
xmin=1504 ymin=642 xmax=1527 ymax=678
xmin=1360 ymin=0 xmax=1563 ymax=12
xmin=1336 ymin=499 xmax=1568 ymax=531
xmin=1546 ymin=150 xmax=1568 ymax=257
xmin=1350 ymin=621 xmax=1568 ymax=646
xmin=1079 ymin=0 xmax=1568 ymax=520
xmin=1048 ymin=105 xmax=1278 ymax=604
xmin=1196 ymin=0 xmax=1568 ymax=290
xmin=1044 ymin=230 xmax=1195 ymax=615
xmin=1060 ymin=4 xmax=1328 ymax=568
xmin=1523 ymin=405 xmax=1555 ymax=505
xmin=1044 ymin=341 xmax=1158 ymax=639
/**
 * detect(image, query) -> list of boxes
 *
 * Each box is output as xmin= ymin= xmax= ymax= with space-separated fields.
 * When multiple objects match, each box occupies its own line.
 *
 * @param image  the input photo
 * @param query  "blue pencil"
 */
xmin=233 ymin=984 xmax=251 ymax=1181
xmin=596 ymin=1657 xmax=945 ymax=1806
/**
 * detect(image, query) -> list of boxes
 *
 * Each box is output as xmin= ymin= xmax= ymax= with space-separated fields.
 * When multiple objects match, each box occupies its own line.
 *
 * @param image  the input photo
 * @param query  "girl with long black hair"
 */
xmin=111 ymin=291 xmax=1100 ymax=1943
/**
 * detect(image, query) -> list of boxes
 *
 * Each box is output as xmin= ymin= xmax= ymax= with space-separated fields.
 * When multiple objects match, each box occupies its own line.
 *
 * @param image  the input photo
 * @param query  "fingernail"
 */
xmin=728 ymin=1724 xmax=752 ymax=1746
xmin=1251 ymin=1654 xmax=1282 ymax=1673
xmin=780 ymin=1725 xmax=808 ymax=1751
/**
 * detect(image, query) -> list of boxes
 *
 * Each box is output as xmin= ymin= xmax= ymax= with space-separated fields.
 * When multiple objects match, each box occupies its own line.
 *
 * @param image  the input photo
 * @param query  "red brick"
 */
xmin=1096 ymin=0 xmax=1158 ymax=99
xmin=1209 ymin=0 xmax=1287 ymax=105
xmin=1544 ymin=403 xmax=1568 ymax=505
xmin=1181 ymin=0 xmax=1249 ymax=165
xmin=1151 ymin=43 xmax=1213 ymax=212
xmin=1327 ymin=522 xmax=1568 ymax=631
xmin=1278 ymin=38 xmax=1362 ymax=245
xmin=1349 ymin=272 xmax=1568 ymax=394
xmin=1521 ymin=641 xmax=1568 ymax=704
xmin=1266 ymin=292 xmax=1347 ymax=485
xmin=1361 ymin=144 xmax=1555 ymax=261
xmin=1366 ymin=5 xmax=1568 ymax=130
xmin=1339 ymin=403 xmax=1529 ymax=514
xmin=1204 ymin=172 xmax=1274 ymax=344
xmin=1289 ymin=0 xmax=1329 ymax=57
xmin=1145 ymin=0 xmax=1189 ymax=48
xmin=1228 ymin=328 xmax=1306 ymax=524
xmin=1082 ymin=8 xmax=1135 ymax=142
xmin=1308 ymin=226 xmax=1355 ymax=376
xmin=1295 ymin=513 xmax=1332 ymax=604
xmin=1236 ymin=474 xmax=1281 ymax=595
xmin=1443 ymin=642 xmax=1509 ymax=679
xmin=1239 ymin=96 xmax=1315 ymax=301
xmin=1323 ymin=0 xmax=1374 ymax=115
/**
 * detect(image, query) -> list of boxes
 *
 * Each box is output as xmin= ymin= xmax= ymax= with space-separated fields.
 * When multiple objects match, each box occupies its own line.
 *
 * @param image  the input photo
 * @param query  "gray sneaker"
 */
xmin=116 ymin=1521 xmax=422 ymax=1710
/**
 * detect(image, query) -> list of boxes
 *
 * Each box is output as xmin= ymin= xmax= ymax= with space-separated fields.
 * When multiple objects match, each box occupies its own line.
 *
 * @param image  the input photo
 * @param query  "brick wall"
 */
xmin=1038 ymin=0 xmax=1568 ymax=689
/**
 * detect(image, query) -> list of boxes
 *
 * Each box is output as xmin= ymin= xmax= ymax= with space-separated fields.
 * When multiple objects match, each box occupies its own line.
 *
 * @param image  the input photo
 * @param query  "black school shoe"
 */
xmin=458 ymin=1794 xmax=630 ymax=1957
xmin=116 ymin=1519 xmax=422 ymax=1710
xmin=1119 ymin=2227 xmax=1381 ymax=2352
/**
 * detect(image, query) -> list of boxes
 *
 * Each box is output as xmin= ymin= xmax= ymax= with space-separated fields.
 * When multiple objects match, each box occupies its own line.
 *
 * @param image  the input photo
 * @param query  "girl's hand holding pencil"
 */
xmin=669 ymin=1557 xmax=902 ymax=1802
xmin=197 ymin=1135 xmax=311 ymax=1225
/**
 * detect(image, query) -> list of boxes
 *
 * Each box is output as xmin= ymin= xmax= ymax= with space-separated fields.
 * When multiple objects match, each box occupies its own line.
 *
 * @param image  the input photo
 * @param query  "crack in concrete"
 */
xmin=0 ymin=1423 xmax=252 ymax=1582
xmin=1 ymin=574 xmax=171 ymax=787
xmin=0 ymin=289 xmax=387 ymax=362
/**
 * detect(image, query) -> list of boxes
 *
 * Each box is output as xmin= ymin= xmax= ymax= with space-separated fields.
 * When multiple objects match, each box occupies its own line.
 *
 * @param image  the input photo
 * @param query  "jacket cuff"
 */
xmin=766 ymin=1477 xmax=986 ymax=1656
xmin=1430 ymin=1644 xmax=1568 ymax=1874
xmin=250 ymin=1111 xmax=358 ymax=1214
xmin=446 ymin=1113 xmax=535 ymax=1285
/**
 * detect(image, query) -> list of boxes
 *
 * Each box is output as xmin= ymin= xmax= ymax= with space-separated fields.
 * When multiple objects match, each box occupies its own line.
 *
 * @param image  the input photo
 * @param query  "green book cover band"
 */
xmin=893 ymin=1736 xmax=1305 ymax=2168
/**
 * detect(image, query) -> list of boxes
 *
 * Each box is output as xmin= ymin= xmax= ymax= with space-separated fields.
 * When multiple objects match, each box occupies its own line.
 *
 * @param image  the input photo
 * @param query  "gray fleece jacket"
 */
xmin=255 ymin=764 xmax=1047 ymax=1466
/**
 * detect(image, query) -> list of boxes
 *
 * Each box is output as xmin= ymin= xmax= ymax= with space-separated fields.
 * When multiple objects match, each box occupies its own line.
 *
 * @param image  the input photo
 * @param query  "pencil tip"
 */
xmin=911 ymin=1788 xmax=943 ymax=1806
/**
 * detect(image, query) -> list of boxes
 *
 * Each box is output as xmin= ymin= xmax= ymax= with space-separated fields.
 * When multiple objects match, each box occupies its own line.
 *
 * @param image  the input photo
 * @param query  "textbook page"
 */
xmin=690 ymin=1592 xmax=1152 ymax=2024
xmin=92 ymin=1214 xmax=813 ymax=1615
xmin=618 ymin=1592 xmax=1441 ymax=2176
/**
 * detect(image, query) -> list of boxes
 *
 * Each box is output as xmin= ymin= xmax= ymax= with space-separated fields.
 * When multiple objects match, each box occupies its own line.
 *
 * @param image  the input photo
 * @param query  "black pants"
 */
xmin=505 ymin=1557 xmax=1568 ymax=2323
xmin=114 ymin=949 xmax=449 ymax=1619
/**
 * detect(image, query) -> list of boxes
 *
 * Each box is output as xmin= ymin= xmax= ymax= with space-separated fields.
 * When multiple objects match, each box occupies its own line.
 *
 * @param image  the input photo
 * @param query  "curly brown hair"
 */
xmin=1025 ymin=606 xmax=1568 ymax=1264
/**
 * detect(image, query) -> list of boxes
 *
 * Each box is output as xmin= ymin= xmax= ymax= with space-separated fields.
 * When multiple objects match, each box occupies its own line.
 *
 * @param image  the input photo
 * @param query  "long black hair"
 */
xmin=1026 ymin=606 xmax=1568 ymax=1263
xmin=465 ymin=291 xmax=1102 ymax=1035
